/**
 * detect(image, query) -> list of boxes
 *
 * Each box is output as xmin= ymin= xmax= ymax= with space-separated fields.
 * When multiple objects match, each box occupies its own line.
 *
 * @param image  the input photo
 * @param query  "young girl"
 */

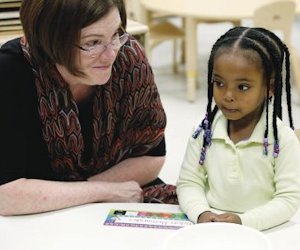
xmin=176 ymin=27 xmax=300 ymax=231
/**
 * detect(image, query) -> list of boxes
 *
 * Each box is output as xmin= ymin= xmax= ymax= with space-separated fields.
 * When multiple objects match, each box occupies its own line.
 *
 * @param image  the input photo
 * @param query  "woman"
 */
xmin=0 ymin=0 xmax=173 ymax=215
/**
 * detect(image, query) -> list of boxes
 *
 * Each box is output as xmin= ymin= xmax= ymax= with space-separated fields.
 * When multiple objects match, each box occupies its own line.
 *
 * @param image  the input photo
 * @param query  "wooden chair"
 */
xmin=0 ymin=0 xmax=23 ymax=47
xmin=252 ymin=1 xmax=300 ymax=100
xmin=125 ymin=0 xmax=184 ymax=72
xmin=126 ymin=19 xmax=150 ymax=54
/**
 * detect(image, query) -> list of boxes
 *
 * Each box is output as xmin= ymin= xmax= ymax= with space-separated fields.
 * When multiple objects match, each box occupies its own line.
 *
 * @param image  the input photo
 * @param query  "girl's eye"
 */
xmin=213 ymin=79 xmax=224 ymax=87
xmin=238 ymin=84 xmax=250 ymax=91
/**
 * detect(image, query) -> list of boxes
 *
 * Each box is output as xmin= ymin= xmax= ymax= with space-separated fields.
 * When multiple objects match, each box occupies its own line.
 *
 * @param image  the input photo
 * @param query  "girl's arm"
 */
xmin=239 ymin=129 xmax=300 ymax=230
xmin=176 ymin=132 xmax=211 ymax=223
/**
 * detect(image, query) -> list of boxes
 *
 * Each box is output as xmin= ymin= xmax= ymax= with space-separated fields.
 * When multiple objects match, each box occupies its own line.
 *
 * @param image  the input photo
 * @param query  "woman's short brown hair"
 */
xmin=20 ymin=0 xmax=127 ymax=76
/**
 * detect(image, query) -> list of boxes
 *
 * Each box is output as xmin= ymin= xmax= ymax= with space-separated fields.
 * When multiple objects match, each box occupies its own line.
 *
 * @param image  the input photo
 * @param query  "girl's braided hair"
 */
xmin=193 ymin=27 xmax=294 ymax=165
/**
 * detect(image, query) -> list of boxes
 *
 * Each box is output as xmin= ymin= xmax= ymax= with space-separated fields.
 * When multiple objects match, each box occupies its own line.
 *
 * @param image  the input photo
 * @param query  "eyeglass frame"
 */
xmin=76 ymin=26 xmax=129 ymax=58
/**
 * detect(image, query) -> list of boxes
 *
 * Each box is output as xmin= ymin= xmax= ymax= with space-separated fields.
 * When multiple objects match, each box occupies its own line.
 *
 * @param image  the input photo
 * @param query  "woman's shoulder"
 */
xmin=112 ymin=36 xmax=154 ymax=91
xmin=0 ymin=38 xmax=33 ymax=78
xmin=0 ymin=38 xmax=35 ymax=100
xmin=116 ymin=36 xmax=148 ymax=67
xmin=0 ymin=37 xmax=31 ymax=72
xmin=1 ymin=37 xmax=22 ymax=58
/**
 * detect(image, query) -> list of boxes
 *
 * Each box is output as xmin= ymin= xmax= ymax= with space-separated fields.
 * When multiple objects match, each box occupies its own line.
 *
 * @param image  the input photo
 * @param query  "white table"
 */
xmin=141 ymin=0 xmax=300 ymax=101
xmin=1 ymin=203 xmax=300 ymax=250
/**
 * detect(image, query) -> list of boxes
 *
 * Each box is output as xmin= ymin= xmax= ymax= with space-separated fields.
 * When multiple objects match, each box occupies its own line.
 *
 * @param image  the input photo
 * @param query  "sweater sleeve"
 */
xmin=0 ymin=39 xmax=30 ymax=184
xmin=0 ymin=39 xmax=53 ymax=185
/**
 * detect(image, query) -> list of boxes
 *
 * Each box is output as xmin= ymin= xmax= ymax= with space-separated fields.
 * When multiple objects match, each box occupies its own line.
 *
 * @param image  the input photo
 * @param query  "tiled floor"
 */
xmin=150 ymin=18 xmax=300 ymax=185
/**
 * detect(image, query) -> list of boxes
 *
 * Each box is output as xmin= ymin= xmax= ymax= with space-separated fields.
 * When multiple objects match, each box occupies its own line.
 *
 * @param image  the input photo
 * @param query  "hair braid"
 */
xmin=251 ymin=28 xmax=283 ymax=154
xmin=282 ymin=44 xmax=294 ymax=129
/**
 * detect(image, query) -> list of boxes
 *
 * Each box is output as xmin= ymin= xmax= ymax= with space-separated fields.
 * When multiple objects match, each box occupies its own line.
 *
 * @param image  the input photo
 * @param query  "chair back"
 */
xmin=124 ymin=0 xmax=148 ymax=24
xmin=295 ymin=129 xmax=300 ymax=142
xmin=252 ymin=1 xmax=300 ymax=101
xmin=253 ymin=1 xmax=296 ymax=46
xmin=124 ymin=0 xmax=184 ymax=73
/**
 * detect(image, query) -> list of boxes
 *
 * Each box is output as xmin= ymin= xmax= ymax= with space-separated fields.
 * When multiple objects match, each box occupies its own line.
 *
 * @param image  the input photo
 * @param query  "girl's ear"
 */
xmin=268 ymin=78 xmax=275 ymax=98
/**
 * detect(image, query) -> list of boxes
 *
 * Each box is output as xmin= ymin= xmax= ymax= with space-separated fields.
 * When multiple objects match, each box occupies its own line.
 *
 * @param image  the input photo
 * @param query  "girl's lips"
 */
xmin=222 ymin=107 xmax=238 ymax=113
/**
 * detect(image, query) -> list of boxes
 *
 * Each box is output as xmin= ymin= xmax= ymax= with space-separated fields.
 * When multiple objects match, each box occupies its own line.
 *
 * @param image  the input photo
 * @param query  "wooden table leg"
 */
xmin=185 ymin=17 xmax=198 ymax=102
xmin=290 ymin=46 xmax=300 ymax=101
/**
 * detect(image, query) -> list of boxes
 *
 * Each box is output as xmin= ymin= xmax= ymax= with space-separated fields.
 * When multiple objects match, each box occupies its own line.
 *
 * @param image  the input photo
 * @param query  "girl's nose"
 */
xmin=224 ymin=89 xmax=235 ymax=102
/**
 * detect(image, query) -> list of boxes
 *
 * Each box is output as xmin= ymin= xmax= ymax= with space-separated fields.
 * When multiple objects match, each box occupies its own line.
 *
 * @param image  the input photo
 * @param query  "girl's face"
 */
xmin=57 ymin=6 xmax=122 ymax=87
xmin=212 ymin=50 xmax=268 ymax=127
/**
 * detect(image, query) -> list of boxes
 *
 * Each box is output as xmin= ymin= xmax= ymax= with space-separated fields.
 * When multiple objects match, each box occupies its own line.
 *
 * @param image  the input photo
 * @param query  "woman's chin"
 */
xmin=88 ymin=75 xmax=111 ymax=86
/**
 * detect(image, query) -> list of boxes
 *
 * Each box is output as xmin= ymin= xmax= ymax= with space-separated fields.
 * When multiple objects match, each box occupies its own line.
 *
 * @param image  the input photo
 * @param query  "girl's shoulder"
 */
xmin=276 ymin=118 xmax=300 ymax=145
xmin=295 ymin=129 xmax=300 ymax=141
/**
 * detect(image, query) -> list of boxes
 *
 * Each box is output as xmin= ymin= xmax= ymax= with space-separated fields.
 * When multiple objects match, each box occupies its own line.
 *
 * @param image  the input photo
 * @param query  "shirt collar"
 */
xmin=211 ymin=104 xmax=274 ymax=145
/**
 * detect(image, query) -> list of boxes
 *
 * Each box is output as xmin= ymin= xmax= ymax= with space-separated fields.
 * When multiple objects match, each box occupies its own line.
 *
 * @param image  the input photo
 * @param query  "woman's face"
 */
xmin=57 ymin=6 xmax=122 ymax=87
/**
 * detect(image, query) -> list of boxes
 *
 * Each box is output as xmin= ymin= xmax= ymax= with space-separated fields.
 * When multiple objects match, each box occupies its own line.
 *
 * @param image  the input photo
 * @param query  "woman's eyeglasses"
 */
xmin=76 ymin=26 xmax=129 ymax=58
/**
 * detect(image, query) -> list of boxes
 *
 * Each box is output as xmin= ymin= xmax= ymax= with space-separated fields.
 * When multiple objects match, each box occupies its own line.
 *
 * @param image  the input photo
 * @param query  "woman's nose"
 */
xmin=99 ymin=45 xmax=117 ymax=59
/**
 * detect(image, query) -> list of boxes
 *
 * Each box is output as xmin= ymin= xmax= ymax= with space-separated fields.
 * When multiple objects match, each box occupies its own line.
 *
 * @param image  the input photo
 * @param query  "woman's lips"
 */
xmin=92 ymin=64 xmax=110 ymax=70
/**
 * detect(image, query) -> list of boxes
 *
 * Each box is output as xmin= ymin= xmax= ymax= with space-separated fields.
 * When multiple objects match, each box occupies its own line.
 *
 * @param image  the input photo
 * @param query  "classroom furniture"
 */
xmin=0 ymin=0 xmax=150 ymax=45
xmin=296 ymin=128 xmax=300 ymax=140
xmin=125 ymin=0 xmax=184 ymax=72
xmin=0 ymin=0 xmax=22 ymax=35
xmin=0 ymin=19 xmax=150 ymax=52
xmin=252 ymin=1 xmax=300 ymax=99
xmin=126 ymin=19 xmax=150 ymax=53
xmin=141 ymin=0 xmax=300 ymax=102
xmin=0 ymin=203 xmax=299 ymax=250
xmin=0 ymin=0 xmax=21 ymax=46
xmin=0 ymin=1 xmax=149 ymax=52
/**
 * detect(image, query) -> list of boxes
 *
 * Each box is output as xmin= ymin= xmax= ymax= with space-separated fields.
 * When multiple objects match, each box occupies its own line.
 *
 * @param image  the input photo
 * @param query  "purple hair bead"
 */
xmin=192 ymin=125 xmax=203 ymax=139
xmin=263 ymin=137 xmax=269 ymax=155
xmin=273 ymin=140 xmax=280 ymax=158
xmin=199 ymin=147 xmax=206 ymax=165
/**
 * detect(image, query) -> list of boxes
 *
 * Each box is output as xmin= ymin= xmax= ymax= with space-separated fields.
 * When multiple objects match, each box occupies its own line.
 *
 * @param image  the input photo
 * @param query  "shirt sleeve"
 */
xmin=177 ymin=123 xmax=300 ymax=230
xmin=239 ymin=127 xmax=300 ymax=230
xmin=176 ymin=129 xmax=211 ymax=223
